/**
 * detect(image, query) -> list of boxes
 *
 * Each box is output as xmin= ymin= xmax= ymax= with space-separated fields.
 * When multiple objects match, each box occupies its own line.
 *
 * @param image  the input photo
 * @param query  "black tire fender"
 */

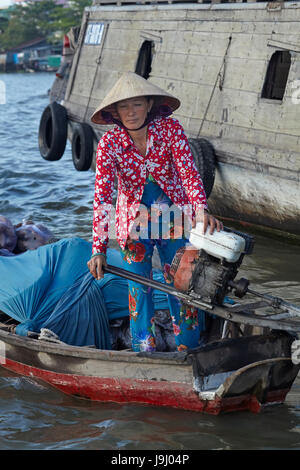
xmin=188 ymin=138 xmax=216 ymax=199
xmin=38 ymin=102 xmax=68 ymax=161
xmin=71 ymin=122 xmax=94 ymax=171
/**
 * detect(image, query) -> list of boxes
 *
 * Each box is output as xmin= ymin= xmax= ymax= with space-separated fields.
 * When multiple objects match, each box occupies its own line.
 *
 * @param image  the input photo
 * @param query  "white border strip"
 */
xmin=0 ymin=340 xmax=6 ymax=365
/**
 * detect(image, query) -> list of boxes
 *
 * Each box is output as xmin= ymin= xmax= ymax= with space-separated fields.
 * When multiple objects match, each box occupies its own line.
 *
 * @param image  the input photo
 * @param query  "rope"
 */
xmin=197 ymin=36 xmax=232 ymax=137
xmin=38 ymin=328 xmax=65 ymax=344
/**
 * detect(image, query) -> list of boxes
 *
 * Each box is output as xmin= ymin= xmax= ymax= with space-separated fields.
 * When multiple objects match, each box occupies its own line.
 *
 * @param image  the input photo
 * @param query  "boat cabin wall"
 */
xmin=65 ymin=2 xmax=300 ymax=160
xmin=60 ymin=1 xmax=300 ymax=237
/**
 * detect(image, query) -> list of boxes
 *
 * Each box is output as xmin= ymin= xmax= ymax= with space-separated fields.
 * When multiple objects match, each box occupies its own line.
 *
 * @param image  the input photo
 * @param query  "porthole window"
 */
xmin=135 ymin=40 xmax=153 ymax=79
xmin=261 ymin=50 xmax=291 ymax=100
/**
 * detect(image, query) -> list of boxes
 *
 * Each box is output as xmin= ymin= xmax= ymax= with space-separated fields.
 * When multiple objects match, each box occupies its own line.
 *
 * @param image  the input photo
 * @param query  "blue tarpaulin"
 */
xmin=0 ymin=238 xmax=171 ymax=349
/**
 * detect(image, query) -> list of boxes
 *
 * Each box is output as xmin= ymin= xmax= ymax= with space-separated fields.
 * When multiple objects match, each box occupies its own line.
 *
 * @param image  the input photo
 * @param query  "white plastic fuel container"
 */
xmin=189 ymin=222 xmax=246 ymax=263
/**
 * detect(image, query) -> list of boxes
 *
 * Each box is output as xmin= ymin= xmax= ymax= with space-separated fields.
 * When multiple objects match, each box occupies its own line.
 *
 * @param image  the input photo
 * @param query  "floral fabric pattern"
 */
xmin=92 ymin=117 xmax=208 ymax=255
xmin=92 ymin=116 xmax=208 ymax=352
xmin=122 ymin=242 xmax=147 ymax=264
xmin=120 ymin=233 xmax=206 ymax=353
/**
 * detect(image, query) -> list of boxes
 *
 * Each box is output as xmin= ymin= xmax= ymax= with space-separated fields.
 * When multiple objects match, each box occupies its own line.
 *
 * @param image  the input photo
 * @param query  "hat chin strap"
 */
xmin=112 ymin=111 xmax=154 ymax=132
xmin=119 ymin=120 xmax=149 ymax=132
xmin=101 ymin=105 xmax=173 ymax=131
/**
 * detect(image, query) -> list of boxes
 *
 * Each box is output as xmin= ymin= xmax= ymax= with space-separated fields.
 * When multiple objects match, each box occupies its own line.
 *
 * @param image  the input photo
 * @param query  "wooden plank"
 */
xmin=70 ymin=64 xmax=98 ymax=98
xmin=104 ymin=28 xmax=146 ymax=52
xmin=268 ymin=39 xmax=300 ymax=54
xmin=65 ymin=11 xmax=91 ymax=101
xmin=92 ymin=0 xmax=294 ymax=4
xmin=93 ymin=0 xmax=201 ymax=4
xmin=203 ymin=120 xmax=300 ymax=154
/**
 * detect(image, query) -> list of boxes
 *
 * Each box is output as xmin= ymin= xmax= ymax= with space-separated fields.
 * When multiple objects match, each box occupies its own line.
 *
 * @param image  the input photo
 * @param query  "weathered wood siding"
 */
xmin=64 ymin=1 xmax=300 ymax=235
xmin=67 ymin=2 xmax=300 ymax=155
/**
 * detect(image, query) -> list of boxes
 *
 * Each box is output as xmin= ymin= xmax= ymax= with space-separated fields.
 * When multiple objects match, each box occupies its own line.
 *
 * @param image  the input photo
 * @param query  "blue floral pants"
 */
xmin=120 ymin=177 xmax=206 ymax=353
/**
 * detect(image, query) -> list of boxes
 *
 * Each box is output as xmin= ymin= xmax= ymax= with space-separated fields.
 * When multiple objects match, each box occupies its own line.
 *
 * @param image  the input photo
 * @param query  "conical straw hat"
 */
xmin=91 ymin=72 xmax=180 ymax=125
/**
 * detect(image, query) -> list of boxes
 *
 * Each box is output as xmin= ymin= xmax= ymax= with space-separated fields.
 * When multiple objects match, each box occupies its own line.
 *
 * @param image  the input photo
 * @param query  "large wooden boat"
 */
xmin=1 ymin=234 xmax=300 ymax=414
xmin=0 ymin=324 xmax=299 ymax=415
xmin=39 ymin=0 xmax=300 ymax=239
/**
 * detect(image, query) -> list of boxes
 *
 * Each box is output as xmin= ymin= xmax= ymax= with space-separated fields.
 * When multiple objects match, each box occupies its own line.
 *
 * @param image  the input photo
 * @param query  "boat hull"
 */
xmin=208 ymin=154 xmax=300 ymax=238
xmin=0 ymin=357 xmax=293 ymax=415
xmin=0 ymin=329 xmax=298 ymax=415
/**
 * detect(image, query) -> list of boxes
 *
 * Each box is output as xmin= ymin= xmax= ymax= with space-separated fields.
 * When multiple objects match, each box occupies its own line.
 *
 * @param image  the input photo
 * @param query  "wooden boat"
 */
xmin=0 ymin=321 xmax=299 ymax=415
xmin=1 ymin=229 xmax=299 ymax=414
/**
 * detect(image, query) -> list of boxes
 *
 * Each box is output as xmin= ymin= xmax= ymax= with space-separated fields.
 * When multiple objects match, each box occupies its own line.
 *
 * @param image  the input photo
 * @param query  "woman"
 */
xmin=88 ymin=72 xmax=222 ymax=352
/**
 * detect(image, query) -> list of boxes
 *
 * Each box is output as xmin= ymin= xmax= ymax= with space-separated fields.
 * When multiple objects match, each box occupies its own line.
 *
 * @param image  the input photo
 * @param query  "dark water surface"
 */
xmin=0 ymin=72 xmax=300 ymax=450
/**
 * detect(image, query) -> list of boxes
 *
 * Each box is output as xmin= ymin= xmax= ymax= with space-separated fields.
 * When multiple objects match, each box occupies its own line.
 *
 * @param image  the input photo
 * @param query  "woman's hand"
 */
xmin=192 ymin=208 xmax=223 ymax=234
xmin=87 ymin=254 xmax=107 ymax=280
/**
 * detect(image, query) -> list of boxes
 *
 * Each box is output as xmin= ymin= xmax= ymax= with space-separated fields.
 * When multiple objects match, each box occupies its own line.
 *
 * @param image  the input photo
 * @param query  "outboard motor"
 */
xmin=167 ymin=223 xmax=255 ymax=306
xmin=103 ymin=223 xmax=300 ymax=333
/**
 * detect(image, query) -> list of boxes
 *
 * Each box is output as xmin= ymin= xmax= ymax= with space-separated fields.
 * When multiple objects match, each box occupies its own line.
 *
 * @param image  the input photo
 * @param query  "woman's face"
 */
xmin=116 ymin=96 xmax=153 ymax=130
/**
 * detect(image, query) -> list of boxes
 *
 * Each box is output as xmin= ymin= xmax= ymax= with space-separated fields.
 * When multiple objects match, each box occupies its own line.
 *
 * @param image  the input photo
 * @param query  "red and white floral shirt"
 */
xmin=92 ymin=117 xmax=207 ymax=255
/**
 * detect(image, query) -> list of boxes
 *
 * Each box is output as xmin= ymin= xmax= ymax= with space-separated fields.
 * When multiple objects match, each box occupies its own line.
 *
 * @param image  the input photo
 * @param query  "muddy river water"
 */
xmin=0 ymin=72 xmax=299 ymax=450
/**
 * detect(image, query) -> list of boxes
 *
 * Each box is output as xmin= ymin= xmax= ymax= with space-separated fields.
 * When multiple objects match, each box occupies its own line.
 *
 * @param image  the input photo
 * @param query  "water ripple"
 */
xmin=0 ymin=72 xmax=300 ymax=450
